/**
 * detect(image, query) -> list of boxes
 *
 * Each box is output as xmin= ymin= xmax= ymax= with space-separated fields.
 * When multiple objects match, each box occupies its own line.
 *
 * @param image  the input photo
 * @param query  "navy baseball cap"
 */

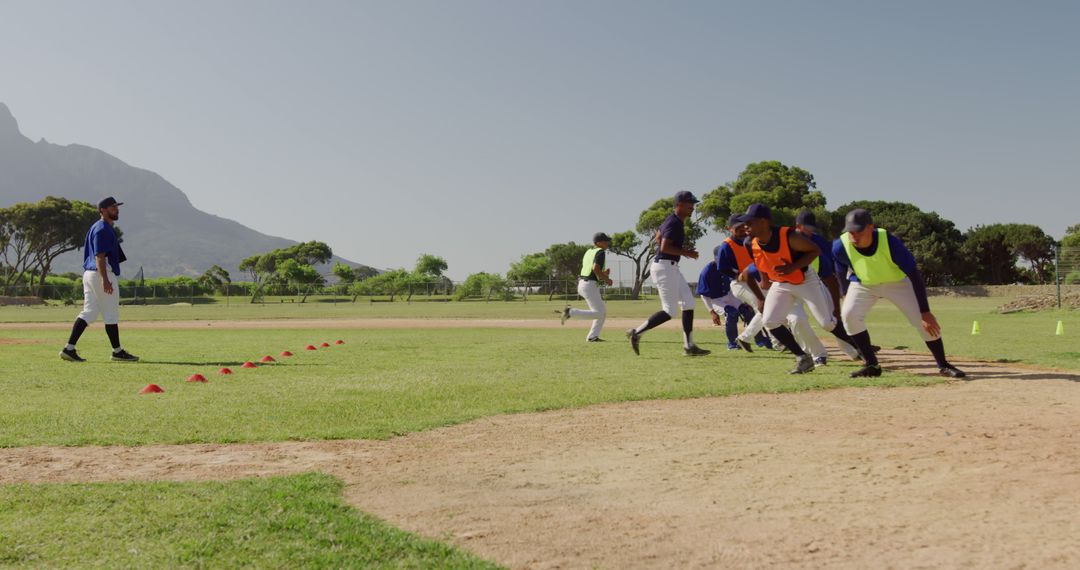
xmin=674 ymin=191 xmax=700 ymax=204
xmin=843 ymin=208 xmax=873 ymax=233
xmin=726 ymin=214 xmax=744 ymax=228
xmin=795 ymin=209 xmax=817 ymax=229
xmin=592 ymin=232 xmax=612 ymax=243
xmin=98 ymin=196 xmax=124 ymax=209
xmin=734 ymin=203 xmax=771 ymax=223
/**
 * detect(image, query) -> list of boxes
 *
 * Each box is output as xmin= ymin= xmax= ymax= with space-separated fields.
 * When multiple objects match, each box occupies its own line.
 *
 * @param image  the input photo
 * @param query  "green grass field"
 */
xmin=1 ymin=296 xmax=1076 ymax=567
xmin=0 ymin=473 xmax=498 ymax=569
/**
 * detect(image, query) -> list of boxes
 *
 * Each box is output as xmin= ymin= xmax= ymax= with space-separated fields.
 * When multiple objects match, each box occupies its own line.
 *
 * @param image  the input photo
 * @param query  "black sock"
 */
xmin=636 ymin=311 xmax=672 ymax=335
xmin=68 ymin=318 xmax=89 ymax=346
xmin=768 ymin=326 xmax=805 ymax=356
xmin=926 ymin=339 xmax=948 ymax=368
xmin=850 ymin=331 xmax=879 ymax=366
xmin=681 ymin=310 xmax=695 ymax=347
xmin=104 ymin=324 xmax=121 ymax=350
xmin=829 ymin=320 xmax=855 ymax=345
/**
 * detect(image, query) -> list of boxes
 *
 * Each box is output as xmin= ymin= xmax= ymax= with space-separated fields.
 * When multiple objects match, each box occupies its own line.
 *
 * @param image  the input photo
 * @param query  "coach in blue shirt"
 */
xmin=60 ymin=197 xmax=139 ymax=363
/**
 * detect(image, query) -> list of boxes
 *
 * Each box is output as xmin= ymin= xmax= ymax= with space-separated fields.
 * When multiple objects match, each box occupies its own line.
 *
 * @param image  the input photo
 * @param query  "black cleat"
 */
xmin=626 ymin=329 xmax=641 ymax=355
xmin=559 ymin=305 xmax=570 ymax=325
xmin=939 ymin=364 xmax=967 ymax=379
xmin=586 ymin=337 xmax=605 ymax=343
xmin=736 ymin=339 xmax=754 ymax=353
xmin=111 ymin=349 xmax=140 ymax=362
xmin=683 ymin=345 xmax=711 ymax=357
xmin=789 ymin=354 xmax=815 ymax=374
xmin=850 ymin=364 xmax=883 ymax=378
xmin=59 ymin=348 xmax=86 ymax=362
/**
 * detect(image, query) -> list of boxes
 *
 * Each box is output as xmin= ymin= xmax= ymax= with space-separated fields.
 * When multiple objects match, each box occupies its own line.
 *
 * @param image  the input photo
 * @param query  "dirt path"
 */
xmin=3 ymin=350 xmax=1079 ymax=569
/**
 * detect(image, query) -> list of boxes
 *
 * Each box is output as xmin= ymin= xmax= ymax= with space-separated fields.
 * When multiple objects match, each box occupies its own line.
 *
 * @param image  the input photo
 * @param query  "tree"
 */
xmin=350 ymin=269 xmax=414 ymax=302
xmin=332 ymin=261 xmax=357 ymax=284
xmin=414 ymin=254 xmax=448 ymax=278
xmin=0 ymin=197 xmax=98 ymax=296
xmin=239 ymin=241 xmax=332 ymax=302
xmin=1001 ymin=224 xmax=1055 ymax=284
xmin=831 ymin=201 xmax=965 ymax=286
xmin=197 ymin=264 xmax=231 ymax=295
xmin=507 ymin=252 xmax=553 ymax=282
xmin=276 ymin=258 xmax=326 ymax=302
xmin=609 ymin=198 xmax=706 ymax=299
xmin=452 ymin=272 xmax=511 ymax=301
xmin=545 ymin=242 xmax=590 ymax=281
xmin=961 ymin=225 xmax=1022 ymax=285
xmin=698 ymin=161 xmax=829 ymax=232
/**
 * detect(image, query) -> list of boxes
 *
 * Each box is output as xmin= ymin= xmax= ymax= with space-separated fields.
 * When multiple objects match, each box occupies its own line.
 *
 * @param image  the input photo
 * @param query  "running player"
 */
xmin=560 ymin=232 xmax=613 ymax=342
xmin=627 ymin=191 xmax=710 ymax=356
xmin=833 ymin=208 xmax=966 ymax=378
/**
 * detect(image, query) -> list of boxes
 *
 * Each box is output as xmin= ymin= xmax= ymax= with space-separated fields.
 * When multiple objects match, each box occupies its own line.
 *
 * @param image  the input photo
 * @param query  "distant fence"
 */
xmin=0 ymin=279 xmax=659 ymax=307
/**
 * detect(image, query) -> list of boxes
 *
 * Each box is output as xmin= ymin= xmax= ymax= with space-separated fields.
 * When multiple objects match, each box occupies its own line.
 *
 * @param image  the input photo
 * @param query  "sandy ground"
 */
xmin=3 ymin=340 xmax=1079 ymax=569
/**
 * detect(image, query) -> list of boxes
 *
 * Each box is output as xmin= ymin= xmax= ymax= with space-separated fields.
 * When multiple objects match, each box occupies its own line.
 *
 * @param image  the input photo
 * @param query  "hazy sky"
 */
xmin=2 ymin=0 xmax=1077 ymax=281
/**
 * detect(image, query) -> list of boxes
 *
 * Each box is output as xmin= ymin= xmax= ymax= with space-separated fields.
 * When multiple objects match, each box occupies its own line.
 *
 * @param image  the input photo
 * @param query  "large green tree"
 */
xmin=414 ymin=254 xmax=448 ymax=279
xmin=698 ymin=161 xmax=829 ymax=232
xmin=830 ymin=201 xmax=964 ymax=286
xmin=0 ymin=197 xmax=98 ymax=296
xmin=506 ymin=252 xmax=553 ymax=282
xmin=961 ymin=225 xmax=1023 ymax=285
xmin=239 ymin=241 xmax=332 ymax=302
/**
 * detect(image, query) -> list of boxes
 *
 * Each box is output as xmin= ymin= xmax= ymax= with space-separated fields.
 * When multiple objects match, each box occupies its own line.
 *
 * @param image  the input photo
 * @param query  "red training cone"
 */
xmin=241 ymin=361 xmax=258 ymax=369
xmin=280 ymin=351 xmax=294 ymax=357
xmin=305 ymin=345 xmax=317 ymax=351
xmin=140 ymin=384 xmax=164 ymax=394
xmin=334 ymin=340 xmax=344 ymax=345
xmin=218 ymin=367 xmax=233 ymax=375
xmin=260 ymin=355 xmax=276 ymax=363
xmin=320 ymin=342 xmax=330 ymax=348
xmin=187 ymin=374 xmax=208 ymax=383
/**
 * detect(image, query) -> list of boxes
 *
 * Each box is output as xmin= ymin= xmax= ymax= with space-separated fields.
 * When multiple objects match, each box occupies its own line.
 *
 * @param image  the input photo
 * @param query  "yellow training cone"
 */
xmin=1057 ymin=321 xmax=1065 ymax=336
xmin=971 ymin=321 xmax=981 ymax=335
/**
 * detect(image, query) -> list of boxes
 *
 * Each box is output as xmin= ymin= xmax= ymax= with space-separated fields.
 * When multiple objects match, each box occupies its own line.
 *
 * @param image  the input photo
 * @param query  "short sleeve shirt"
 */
xmin=82 ymin=220 xmax=122 ymax=276
xmin=655 ymin=214 xmax=685 ymax=262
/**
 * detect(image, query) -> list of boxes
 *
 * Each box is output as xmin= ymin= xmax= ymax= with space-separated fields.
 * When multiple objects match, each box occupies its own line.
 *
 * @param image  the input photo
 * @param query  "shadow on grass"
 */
xmin=893 ymin=362 xmax=1080 ymax=383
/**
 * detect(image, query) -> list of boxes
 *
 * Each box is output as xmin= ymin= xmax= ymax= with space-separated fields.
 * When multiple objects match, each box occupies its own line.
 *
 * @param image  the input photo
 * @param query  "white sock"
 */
xmin=65 ymin=344 xmax=76 ymax=351
xmin=113 ymin=347 xmax=123 ymax=354
xmin=684 ymin=332 xmax=694 ymax=349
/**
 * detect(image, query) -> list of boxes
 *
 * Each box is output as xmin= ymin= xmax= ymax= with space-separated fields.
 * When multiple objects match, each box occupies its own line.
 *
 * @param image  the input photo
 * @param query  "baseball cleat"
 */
xmin=939 ymin=364 xmax=967 ymax=379
xmin=683 ymin=345 xmax=711 ymax=357
xmin=586 ymin=337 xmax=605 ymax=342
xmin=111 ymin=349 xmax=140 ymax=362
xmin=59 ymin=348 xmax=86 ymax=362
xmin=813 ymin=356 xmax=828 ymax=366
xmin=735 ymin=339 xmax=754 ymax=353
xmin=789 ymin=354 xmax=815 ymax=374
xmin=626 ymin=329 xmax=641 ymax=355
xmin=850 ymin=364 xmax=883 ymax=378
xmin=558 ymin=306 xmax=570 ymax=325
xmin=727 ymin=342 xmax=740 ymax=350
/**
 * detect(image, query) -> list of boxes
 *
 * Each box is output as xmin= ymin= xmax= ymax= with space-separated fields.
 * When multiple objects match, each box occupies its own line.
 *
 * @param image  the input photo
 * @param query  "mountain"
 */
xmin=0 ymin=103 xmax=369 ymax=278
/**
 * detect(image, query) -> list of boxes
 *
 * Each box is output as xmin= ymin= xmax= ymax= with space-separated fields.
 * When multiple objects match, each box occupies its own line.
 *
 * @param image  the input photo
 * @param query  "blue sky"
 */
xmin=1 ymin=0 xmax=1077 ymax=280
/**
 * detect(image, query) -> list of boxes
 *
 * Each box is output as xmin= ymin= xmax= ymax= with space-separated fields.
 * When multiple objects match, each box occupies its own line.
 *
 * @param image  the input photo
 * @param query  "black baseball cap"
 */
xmin=674 ymin=191 xmax=700 ymax=204
xmin=98 ymin=196 xmax=124 ymax=209
xmin=843 ymin=208 xmax=873 ymax=233
xmin=734 ymin=203 xmax=771 ymax=224
xmin=592 ymin=232 xmax=612 ymax=244
xmin=726 ymin=214 xmax=744 ymax=228
xmin=795 ymin=209 xmax=817 ymax=229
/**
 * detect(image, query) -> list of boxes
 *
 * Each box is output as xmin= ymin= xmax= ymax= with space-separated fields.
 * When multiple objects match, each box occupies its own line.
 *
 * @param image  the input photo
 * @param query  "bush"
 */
xmin=453 ymin=272 xmax=512 ymax=301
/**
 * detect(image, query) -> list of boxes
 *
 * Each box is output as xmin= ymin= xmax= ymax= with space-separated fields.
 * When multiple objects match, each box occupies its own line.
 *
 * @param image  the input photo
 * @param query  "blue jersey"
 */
xmin=832 ymin=232 xmax=929 ymax=313
xmin=714 ymin=241 xmax=742 ymax=280
xmin=82 ymin=220 xmax=122 ymax=276
xmin=806 ymin=232 xmax=836 ymax=279
xmin=696 ymin=261 xmax=731 ymax=298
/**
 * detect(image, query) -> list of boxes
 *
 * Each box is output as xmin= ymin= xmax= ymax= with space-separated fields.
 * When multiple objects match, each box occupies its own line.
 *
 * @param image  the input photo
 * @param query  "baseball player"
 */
xmin=560 ymin=232 xmax=613 ymax=342
xmin=742 ymin=263 xmax=830 ymax=361
xmin=792 ymin=209 xmax=861 ymax=364
xmin=696 ymin=248 xmax=749 ymax=349
xmin=626 ymin=191 xmax=710 ymax=356
xmin=714 ymin=215 xmax=773 ymax=352
xmin=733 ymin=203 xmax=860 ymax=374
xmin=833 ymin=208 xmax=966 ymax=378
xmin=59 ymin=197 xmax=139 ymax=362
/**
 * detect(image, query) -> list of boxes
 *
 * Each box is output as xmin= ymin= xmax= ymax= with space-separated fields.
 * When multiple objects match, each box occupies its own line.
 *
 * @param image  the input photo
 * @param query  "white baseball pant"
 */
xmin=762 ymin=269 xmax=837 ymax=332
xmin=730 ymin=280 xmax=765 ymax=343
xmin=77 ymin=270 xmax=121 ymax=325
xmin=650 ymin=260 xmax=695 ymax=317
xmin=570 ymin=279 xmax=607 ymax=340
xmin=842 ymin=278 xmax=939 ymax=342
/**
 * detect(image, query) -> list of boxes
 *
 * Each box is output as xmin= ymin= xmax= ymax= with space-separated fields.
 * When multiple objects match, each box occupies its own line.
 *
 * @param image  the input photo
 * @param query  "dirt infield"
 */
xmin=3 ymin=350 xmax=1079 ymax=569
